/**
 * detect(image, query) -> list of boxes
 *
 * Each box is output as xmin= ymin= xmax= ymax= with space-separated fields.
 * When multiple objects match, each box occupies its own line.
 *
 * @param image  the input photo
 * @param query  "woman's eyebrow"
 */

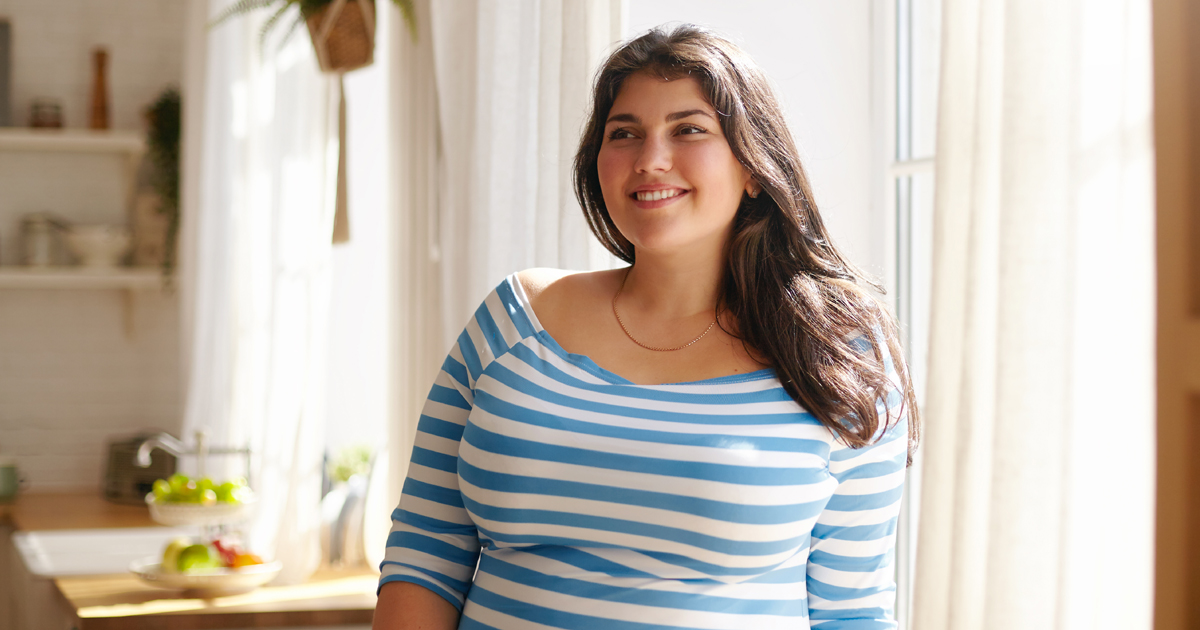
xmin=666 ymin=109 xmax=715 ymax=122
xmin=605 ymin=109 xmax=716 ymax=125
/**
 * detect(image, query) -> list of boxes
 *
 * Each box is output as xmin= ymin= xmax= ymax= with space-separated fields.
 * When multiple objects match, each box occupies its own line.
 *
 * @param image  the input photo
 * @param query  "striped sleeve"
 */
xmin=806 ymin=332 xmax=909 ymax=629
xmin=378 ymin=279 xmax=538 ymax=610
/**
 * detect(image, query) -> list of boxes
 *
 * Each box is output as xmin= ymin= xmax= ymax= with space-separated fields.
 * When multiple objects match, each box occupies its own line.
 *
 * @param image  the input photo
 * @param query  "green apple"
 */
xmin=152 ymin=479 xmax=171 ymax=501
xmin=161 ymin=538 xmax=192 ymax=574
xmin=177 ymin=544 xmax=220 ymax=572
xmin=215 ymin=481 xmax=236 ymax=503
xmin=167 ymin=473 xmax=190 ymax=494
xmin=198 ymin=489 xmax=217 ymax=506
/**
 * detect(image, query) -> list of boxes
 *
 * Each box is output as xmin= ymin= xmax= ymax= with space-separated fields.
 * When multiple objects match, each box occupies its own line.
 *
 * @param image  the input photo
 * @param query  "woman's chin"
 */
xmin=623 ymin=230 xmax=730 ymax=259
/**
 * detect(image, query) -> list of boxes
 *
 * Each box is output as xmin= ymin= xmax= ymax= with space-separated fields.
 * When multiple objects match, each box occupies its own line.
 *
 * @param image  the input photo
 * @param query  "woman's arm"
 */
xmin=375 ymin=278 xmax=540 ymax=627
xmin=372 ymin=582 xmax=460 ymax=630
xmin=805 ymin=413 xmax=908 ymax=629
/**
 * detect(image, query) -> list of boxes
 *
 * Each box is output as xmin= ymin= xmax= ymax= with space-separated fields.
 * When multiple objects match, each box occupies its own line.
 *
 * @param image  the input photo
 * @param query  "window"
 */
xmin=888 ymin=0 xmax=941 ymax=627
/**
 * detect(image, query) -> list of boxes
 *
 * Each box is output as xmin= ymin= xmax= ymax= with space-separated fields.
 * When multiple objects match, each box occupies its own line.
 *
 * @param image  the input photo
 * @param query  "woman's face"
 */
xmin=597 ymin=73 xmax=753 ymax=258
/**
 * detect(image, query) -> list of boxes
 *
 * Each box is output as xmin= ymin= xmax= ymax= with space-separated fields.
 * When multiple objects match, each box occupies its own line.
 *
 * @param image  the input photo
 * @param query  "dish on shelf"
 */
xmin=63 ymin=224 xmax=130 ymax=268
xmin=129 ymin=557 xmax=281 ymax=597
xmin=145 ymin=494 xmax=256 ymax=527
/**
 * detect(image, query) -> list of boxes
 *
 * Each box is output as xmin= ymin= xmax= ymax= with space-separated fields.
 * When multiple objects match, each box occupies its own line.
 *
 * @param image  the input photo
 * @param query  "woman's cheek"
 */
xmin=596 ymin=148 xmax=627 ymax=209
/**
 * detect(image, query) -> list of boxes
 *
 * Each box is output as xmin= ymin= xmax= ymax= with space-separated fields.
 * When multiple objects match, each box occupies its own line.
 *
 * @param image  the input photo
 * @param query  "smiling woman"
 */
xmin=373 ymin=24 xmax=919 ymax=630
xmin=597 ymin=75 xmax=753 ymax=261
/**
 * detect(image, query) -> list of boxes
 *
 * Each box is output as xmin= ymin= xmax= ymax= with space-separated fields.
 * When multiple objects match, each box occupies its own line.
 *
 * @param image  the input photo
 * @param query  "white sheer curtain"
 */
xmin=180 ymin=0 xmax=337 ymax=585
xmin=428 ymin=0 xmax=623 ymax=345
xmin=374 ymin=0 xmax=624 ymax=556
xmin=911 ymin=0 xmax=1155 ymax=628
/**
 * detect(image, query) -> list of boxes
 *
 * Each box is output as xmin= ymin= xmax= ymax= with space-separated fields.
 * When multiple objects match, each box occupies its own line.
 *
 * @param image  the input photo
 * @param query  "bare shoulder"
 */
xmin=515 ymin=268 xmax=576 ymax=302
xmin=516 ymin=267 xmax=625 ymax=327
xmin=517 ymin=267 xmax=623 ymax=301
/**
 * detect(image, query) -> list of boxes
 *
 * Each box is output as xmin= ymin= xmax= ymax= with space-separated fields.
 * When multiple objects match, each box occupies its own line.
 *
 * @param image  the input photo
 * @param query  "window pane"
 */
xmin=911 ymin=0 xmax=941 ymax=159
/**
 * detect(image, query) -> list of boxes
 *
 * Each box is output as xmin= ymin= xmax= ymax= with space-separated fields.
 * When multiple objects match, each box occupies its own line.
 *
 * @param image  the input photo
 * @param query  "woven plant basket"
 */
xmin=305 ymin=0 xmax=375 ymax=73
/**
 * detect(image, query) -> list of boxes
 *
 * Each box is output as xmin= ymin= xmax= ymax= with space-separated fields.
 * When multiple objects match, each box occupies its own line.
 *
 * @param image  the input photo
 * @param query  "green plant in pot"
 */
xmin=145 ymin=88 xmax=181 ymax=282
xmin=212 ymin=0 xmax=416 ymax=73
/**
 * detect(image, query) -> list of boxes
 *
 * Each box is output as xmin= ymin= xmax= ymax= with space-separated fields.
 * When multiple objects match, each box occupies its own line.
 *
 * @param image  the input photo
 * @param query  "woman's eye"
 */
xmin=607 ymin=128 xmax=634 ymax=140
xmin=677 ymin=125 xmax=706 ymax=135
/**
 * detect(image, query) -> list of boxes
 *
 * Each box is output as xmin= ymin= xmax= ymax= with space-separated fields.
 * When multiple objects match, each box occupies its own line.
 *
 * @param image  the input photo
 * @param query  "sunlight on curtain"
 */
xmin=372 ymin=0 xmax=625 ymax=569
xmin=911 ymin=0 xmax=1155 ymax=628
xmin=181 ymin=0 xmax=337 ymax=585
xmin=428 ymin=0 xmax=624 ymax=346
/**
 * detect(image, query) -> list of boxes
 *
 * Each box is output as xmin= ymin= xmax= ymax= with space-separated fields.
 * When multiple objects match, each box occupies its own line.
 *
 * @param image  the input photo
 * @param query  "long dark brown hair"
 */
xmin=573 ymin=24 xmax=920 ymax=461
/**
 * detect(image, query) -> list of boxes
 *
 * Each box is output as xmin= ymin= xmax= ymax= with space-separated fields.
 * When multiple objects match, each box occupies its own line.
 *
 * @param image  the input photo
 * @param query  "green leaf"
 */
xmin=258 ymin=3 xmax=296 ymax=51
xmin=208 ymin=0 xmax=288 ymax=29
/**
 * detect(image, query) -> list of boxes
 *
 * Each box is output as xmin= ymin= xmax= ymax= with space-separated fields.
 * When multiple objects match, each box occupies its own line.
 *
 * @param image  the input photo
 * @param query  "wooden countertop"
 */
xmin=3 ymin=492 xmax=379 ymax=628
xmin=0 ymin=491 xmax=159 ymax=530
xmin=57 ymin=567 xmax=377 ymax=630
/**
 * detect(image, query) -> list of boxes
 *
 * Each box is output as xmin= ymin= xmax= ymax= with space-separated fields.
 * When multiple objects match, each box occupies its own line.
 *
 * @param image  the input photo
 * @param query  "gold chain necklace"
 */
xmin=611 ymin=274 xmax=717 ymax=352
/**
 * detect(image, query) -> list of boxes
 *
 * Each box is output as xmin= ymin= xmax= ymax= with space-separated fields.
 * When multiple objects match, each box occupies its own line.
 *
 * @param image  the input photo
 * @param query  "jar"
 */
xmin=30 ymin=98 xmax=63 ymax=128
xmin=20 ymin=212 xmax=65 ymax=266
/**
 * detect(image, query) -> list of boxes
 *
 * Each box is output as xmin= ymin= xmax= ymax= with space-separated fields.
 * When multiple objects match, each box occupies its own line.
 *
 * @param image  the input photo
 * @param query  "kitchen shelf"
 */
xmin=0 ymin=267 xmax=162 ymax=290
xmin=0 ymin=128 xmax=145 ymax=155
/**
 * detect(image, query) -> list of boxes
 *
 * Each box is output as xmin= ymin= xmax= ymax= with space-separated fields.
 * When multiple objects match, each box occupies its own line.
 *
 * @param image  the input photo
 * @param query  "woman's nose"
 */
xmin=634 ymin=135 xmax=672 ymax=173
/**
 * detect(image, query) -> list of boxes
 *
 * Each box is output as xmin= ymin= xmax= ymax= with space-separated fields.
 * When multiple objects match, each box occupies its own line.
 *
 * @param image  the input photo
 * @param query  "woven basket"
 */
xmin=305 ymin=0 xmax=376 ymax=73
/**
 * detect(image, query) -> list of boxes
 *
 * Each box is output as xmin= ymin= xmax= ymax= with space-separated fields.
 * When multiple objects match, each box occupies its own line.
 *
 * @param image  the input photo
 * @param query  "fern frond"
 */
xmin=258 ymin=2 xmax=296 ymax=51
xmin=208 ymin=0 xmax=285 ymax=29
xmin=276 ymin=13 xmax=308 ymax=51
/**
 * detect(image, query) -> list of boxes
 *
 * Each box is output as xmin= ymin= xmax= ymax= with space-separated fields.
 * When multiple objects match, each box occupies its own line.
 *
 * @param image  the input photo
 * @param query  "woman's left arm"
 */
xmin=805 ymin=404 xmax=909 ymax=630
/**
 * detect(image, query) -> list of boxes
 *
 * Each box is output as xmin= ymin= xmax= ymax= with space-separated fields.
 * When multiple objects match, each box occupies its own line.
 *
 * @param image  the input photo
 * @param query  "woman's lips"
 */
xmin=631 ymin=188 xmax=689 ymax=209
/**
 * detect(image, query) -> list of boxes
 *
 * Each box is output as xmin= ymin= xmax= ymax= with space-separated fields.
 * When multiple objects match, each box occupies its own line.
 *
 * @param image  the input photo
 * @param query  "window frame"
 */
xmin=882 ymin=0 xmax=939 ymax=627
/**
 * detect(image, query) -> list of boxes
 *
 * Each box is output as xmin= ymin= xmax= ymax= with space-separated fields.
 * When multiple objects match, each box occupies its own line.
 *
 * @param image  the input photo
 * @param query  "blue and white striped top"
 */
xmin=380 ymin=273 xmax=908 ymax=629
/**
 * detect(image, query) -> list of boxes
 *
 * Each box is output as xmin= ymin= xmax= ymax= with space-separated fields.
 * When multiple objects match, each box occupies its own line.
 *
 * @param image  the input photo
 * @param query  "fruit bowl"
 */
xmin=146 ymin=494 xmax=256 ymax=527
xmin=129 ymin=557 xmax=282 ymax=597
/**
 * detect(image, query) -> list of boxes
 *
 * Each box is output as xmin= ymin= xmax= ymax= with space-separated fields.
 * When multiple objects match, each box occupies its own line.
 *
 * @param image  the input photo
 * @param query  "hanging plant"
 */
xmin=144 ymin=88 xmax=181 ymax=282
xmin=211 ymin=0 xmax=416 ymax=73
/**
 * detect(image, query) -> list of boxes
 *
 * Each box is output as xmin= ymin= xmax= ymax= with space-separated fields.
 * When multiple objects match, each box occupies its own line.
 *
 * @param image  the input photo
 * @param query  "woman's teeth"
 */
xmin=635 ymin=189 xmax=684 ymax=202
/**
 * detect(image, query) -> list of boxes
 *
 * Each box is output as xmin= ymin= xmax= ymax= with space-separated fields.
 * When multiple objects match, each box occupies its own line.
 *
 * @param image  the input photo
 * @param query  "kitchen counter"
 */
xmin=56 ymin=566 xmax=377 ymax=630
xmin=0 ymin=491 xmax=159 ymax=530
xmin=2 ymin=493 xmax=378 ymax=629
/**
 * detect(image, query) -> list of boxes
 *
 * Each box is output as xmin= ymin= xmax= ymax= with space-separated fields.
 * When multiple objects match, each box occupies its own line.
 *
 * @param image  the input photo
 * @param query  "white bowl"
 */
xmin=63 ymin=225 xmax=130 ymax=268
xmin=146 ymin=493 xmax=257 ymax=527
xmin=129 ymin=557 xmax=282 ymax=597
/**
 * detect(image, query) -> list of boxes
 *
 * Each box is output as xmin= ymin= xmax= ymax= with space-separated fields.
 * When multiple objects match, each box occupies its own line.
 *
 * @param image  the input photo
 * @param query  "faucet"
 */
xmin=134 ymin=430 xmax=252 ymax=483
xmin=135 ymin=432 xmax=188 ymax=467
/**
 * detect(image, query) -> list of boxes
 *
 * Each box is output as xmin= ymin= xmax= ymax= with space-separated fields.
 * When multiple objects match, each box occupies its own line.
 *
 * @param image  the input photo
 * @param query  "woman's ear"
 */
xmin=745 ymin=180 xmax=761 ymax=199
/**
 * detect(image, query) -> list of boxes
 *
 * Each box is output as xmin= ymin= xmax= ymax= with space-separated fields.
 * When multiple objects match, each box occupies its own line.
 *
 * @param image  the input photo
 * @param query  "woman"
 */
xmin=374 ymin=24 xmax=919 ymax=630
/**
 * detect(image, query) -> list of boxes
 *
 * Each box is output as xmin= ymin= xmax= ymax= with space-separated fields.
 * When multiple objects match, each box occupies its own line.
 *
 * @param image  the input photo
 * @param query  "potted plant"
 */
xmin=144 ymin=88 xmax=181 ymax=282
xmin=212 ymin=0 xmax=416 ymax=73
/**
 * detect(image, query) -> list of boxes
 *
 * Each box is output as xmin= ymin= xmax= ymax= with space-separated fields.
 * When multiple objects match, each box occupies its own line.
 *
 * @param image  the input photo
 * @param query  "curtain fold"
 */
xmin=180 ymin=0 xmax=336 ymax=585
xmin=373 ymin=0 xmax=623 ymax=568
xmin=427 ymin=0 xmax=623 ymax=348
xmin=912 ymin=0 xmax=1155 ymax=628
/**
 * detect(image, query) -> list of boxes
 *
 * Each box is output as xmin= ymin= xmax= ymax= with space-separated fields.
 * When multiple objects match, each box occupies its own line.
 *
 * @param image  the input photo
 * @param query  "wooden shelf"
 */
xmin=0 ymin=267 xmax=162 ymax=290
xmin=0 ymin=128 xmax=145 ymax=155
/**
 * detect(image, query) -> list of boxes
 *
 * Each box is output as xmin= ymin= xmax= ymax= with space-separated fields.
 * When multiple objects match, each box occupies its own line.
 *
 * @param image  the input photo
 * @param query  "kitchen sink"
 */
xmin=13 ymin=526 xmax=194 ymax=577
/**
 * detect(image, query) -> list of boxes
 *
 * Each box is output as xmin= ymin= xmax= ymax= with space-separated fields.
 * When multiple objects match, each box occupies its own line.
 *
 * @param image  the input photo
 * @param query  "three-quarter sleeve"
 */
xmin=378 ymin=279 xmax=538 ymax=611
xmin=805 ymin=387 xmax=909 ymax=629
xmin=377 ymin=345 xmax=483 ymax=610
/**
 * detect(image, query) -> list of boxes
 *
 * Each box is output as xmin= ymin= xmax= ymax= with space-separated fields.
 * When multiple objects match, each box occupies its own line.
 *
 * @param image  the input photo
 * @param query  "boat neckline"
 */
xmin=506 ymin=273 xmax=776 ymax=387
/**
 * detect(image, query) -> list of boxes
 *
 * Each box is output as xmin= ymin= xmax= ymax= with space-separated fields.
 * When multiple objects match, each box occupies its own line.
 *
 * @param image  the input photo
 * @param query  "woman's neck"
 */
xmin=620 ymin=249 xmax=725 ymax=320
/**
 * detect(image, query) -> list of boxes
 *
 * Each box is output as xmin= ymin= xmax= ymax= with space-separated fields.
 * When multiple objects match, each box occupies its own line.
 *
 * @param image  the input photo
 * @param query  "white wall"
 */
xmin=0 ymin=0 xmax=185 ymax=491
xmin=625 ymin=1 xmax=885 ymax=278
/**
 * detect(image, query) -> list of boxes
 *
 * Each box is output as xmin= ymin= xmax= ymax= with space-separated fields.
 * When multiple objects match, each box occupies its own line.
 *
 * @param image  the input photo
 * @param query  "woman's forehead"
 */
xmin=607 ymin=73 xmax=713 ymax=122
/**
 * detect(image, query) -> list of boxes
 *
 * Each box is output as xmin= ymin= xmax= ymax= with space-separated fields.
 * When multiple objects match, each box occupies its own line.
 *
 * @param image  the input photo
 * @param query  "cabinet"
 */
xmin=2 ymin=525 xmax=75 ymax=630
